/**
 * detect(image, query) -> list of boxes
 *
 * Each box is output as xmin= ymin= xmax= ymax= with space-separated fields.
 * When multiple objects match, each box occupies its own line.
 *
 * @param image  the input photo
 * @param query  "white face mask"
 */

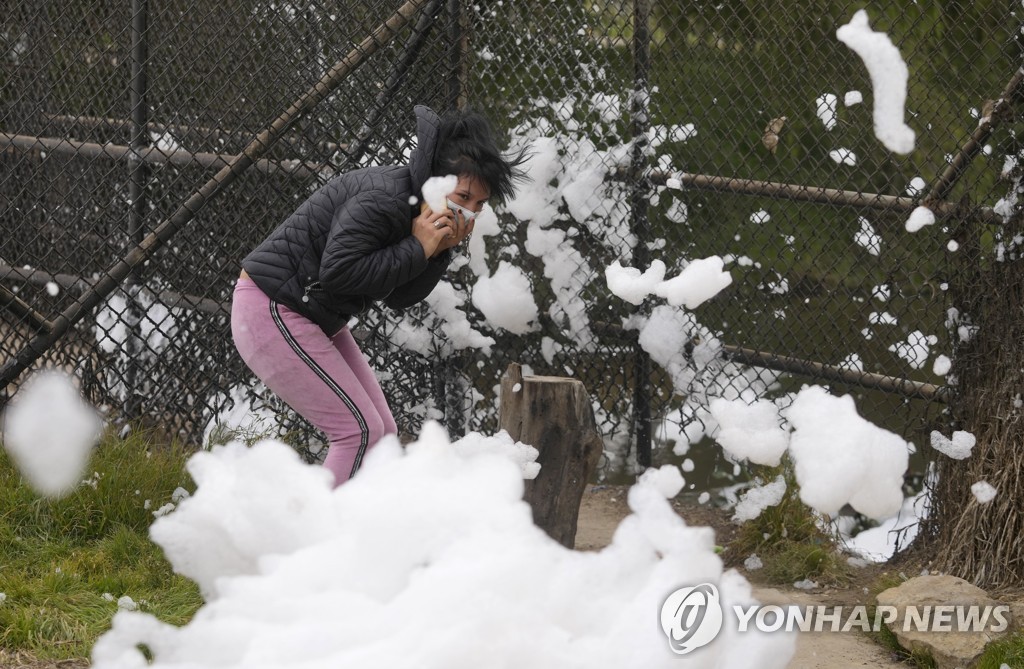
xmin=446 ymin=198 xmax=479 ymax=223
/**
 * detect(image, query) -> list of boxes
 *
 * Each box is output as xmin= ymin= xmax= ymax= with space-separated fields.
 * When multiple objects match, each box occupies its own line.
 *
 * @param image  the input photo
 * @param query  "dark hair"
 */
xmin=432 ymin=107 xmax=529 ymax=204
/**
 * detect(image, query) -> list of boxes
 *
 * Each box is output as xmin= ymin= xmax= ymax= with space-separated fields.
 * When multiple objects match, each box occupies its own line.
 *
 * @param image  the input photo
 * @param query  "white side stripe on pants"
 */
xmin=269 ymin=300 xmax=370 ymax=478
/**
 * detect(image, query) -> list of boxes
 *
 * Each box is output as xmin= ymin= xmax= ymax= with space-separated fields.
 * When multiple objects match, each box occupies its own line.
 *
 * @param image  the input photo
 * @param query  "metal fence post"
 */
xmin=124 ymin=0 xmax=150 ymax=420
xmin=630 ymin=0 xmax=652 ymax=469
xmin=439 ymin=0 xmax=467 ymax=437
xmin=446 ymin=0 xmax=463 ymax=111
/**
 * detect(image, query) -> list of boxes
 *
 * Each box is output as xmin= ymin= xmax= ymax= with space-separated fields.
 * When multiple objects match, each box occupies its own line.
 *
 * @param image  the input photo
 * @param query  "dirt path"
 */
xmin=575 ymin=484 xmax=905 ymax=668
xmin=753 ymin=587 xmax=904 ymax=668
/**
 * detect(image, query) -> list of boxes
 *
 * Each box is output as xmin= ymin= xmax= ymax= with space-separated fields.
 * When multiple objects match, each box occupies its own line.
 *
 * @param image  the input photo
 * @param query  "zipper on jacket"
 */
xmin=301 ymin=280 xmax=324 ymax=303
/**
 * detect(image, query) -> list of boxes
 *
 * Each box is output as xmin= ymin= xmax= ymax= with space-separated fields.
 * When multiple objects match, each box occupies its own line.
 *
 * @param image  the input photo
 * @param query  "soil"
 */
xmin=576 ymin=483 xmax=908 ymax=668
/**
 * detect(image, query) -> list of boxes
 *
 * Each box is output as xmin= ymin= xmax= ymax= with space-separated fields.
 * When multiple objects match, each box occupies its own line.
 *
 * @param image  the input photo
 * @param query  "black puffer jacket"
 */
xmin=242 ymin=106 xmax=452 ymax=335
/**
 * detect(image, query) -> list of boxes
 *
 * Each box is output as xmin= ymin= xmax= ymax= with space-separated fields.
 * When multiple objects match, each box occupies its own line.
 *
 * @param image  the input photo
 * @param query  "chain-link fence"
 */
xmin=1 ymin=0 xmax=1020 ymax=484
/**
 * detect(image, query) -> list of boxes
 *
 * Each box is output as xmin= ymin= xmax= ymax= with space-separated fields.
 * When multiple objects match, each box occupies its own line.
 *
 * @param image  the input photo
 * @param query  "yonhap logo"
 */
xmin=660 ymin=583 xmax=724 ymax=654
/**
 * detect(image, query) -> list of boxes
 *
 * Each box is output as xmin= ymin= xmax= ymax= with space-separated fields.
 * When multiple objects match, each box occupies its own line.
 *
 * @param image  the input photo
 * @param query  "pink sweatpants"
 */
xmin=230 ymin=277 xmax=397 ymax=486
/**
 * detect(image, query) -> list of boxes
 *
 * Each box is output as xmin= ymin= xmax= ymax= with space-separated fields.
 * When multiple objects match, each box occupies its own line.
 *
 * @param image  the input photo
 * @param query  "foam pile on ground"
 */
xmin=92 ymin=422 xmax=794 ymax=668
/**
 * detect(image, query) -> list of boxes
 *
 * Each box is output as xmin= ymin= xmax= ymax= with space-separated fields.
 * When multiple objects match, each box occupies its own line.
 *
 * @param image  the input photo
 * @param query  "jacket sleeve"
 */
xmin=319 ymin=191 xmax=429 ymax=297
xmin=383 ymin=249 xmax=452 ymax=310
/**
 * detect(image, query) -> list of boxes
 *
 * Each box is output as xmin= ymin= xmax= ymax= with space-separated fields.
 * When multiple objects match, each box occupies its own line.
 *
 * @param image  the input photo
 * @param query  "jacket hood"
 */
xmin=408 ymin=105 xmax=441 ymax=196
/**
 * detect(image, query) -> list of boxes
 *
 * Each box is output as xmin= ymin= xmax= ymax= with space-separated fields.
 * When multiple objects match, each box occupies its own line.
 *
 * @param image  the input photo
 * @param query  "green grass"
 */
xmin=729 ymin=462 xmax=853 ymax=587
xmin=976 ymin=634 xmax=1024 ymax=669
xmin=0 ymin=429 xmax=204 ymax=661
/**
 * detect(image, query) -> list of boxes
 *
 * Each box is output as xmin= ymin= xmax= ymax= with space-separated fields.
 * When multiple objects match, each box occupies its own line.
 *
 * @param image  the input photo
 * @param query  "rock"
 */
xmin=875 ymin=575 xmax=1012 ymax=669
xmin=1009 ymin=600 xmax=1024 ymax=634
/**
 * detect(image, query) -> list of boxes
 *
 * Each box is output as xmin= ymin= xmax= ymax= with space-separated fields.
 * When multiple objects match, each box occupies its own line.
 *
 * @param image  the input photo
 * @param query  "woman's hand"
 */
xmin=412 ymin=206 xmax=474 ymax=258
xmin=432 ymin=208 xmax=475 ymax=255
xmin=411 ymin=207 xmax=457 ymax=259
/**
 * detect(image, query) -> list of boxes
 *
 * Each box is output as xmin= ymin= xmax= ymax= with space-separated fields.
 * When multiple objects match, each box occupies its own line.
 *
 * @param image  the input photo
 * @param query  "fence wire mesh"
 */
xmin=1 ymin=0 xmax=1020 ymax=483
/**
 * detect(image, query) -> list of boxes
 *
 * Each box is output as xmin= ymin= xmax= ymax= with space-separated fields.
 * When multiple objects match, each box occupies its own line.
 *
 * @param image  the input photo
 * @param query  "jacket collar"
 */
xmin=409 ymin=105 xmax=441 ymax=196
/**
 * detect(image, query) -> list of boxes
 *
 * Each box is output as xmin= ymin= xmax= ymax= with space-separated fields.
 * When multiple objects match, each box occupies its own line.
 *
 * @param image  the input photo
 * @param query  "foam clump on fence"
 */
xmin=786 ymin=386 xmax=910 ymax=520
xmin=654 ymin=256 xmax=733 ymax=308
xmin=929 ymin=429 xmax=976 ymax=460
xmin=971 ymin=481 xmax=997 ymax=504
xmin=471 ymin=260 xmax=540 ymax=334
xmin=905 ymin=205 xmax=936 ymax=232
xmin=708 ymin=397 xmax=789 ymax=467
xmin=815 ymin=93 xmax=838 ymax=131
xmin=605 ymin=256 xmax=732 ymax=309
xmin=633 ymin=305 xmax=722 ymax=394
xmin=836 ymin=9 xmax=915 ymax=154
xmin=604 ymin=259 xmax=667 ymax=305
xmin=706 ymin=388 xmax=912 ymax=524
xmin=2 ymin=370 xmax=103 ymax=497
xmin=92 ymin=422 xmax=795 ymax=669
xmin=732 ymin=475 xmax=787 ymax=523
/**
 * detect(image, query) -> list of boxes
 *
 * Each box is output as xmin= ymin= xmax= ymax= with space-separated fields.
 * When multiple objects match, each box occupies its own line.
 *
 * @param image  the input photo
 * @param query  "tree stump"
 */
xmin=498 ymin=363 xmax=603 ymax=548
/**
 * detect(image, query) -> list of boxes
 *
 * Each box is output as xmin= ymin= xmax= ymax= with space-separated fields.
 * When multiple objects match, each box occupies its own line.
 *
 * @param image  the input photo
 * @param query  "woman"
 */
xmin=231 ymin=105 xmax=525 ymax=486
